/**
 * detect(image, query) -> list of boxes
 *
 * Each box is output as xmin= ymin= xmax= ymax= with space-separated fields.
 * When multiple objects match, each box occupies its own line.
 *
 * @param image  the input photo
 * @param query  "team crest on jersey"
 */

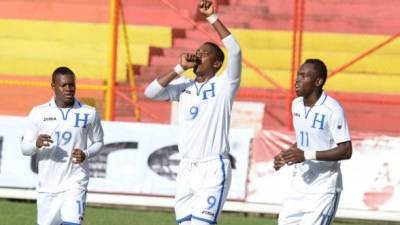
xmin=43 ymin=117 xmax=57 ymax=121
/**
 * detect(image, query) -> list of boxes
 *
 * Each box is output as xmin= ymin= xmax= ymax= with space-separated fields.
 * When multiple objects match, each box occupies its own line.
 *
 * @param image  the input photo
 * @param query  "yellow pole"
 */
xmin=119 ymin=0 xmax=141 ymax=121
xmin=105 ymin=0 xmax=119 ymax=121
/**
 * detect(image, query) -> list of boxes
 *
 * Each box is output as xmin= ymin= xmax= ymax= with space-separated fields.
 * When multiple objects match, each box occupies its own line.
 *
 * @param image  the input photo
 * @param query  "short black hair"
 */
xmin=305 ymin=58 xmax=327 ymax=87
xmin=52 ymin=66 xmax=75 ymax=83
xmin=204 ymin=42 xmax=225 ymax=65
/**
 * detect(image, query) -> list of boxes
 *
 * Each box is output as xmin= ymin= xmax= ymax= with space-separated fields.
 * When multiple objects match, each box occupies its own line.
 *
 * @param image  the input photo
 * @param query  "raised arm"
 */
xmin=199 ymin=0 xmax=242 ymax=84
xmin=199 ymin=0 xmax=230 ymax=39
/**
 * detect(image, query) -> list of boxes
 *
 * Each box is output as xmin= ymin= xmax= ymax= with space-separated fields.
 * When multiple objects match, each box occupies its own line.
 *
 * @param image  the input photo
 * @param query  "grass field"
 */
xmin=0 ymin=198 xmax=375 ymax=225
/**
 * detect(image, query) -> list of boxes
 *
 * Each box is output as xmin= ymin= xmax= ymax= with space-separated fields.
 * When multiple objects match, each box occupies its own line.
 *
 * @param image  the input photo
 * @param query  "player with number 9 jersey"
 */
xmin=144 ymin=1 xmax=241 ymax=224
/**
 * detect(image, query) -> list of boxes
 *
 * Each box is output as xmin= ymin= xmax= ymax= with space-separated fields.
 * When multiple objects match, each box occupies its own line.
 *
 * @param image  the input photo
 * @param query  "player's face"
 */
xmin=295 ymin=63 xmax=319 ymax=97
xmin=52 ymin=74 xmax=76 ymax=107
xmin=193 ymin=44 xmax=219 ymax=75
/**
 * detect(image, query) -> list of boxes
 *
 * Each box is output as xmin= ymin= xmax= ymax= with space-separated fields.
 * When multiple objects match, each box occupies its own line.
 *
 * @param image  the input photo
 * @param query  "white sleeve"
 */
xmin=144 ymin=79 xmax=171 ymax=100
xmin=83 ymin=142 xmax=103 ymax=159
xmin=21 ymin=109 xmax=39 ymax=156
xmin=222 ymin=34 xmax=242 ymax=86
xmin=84 ymin=111 xmax=104 ymax=158
xmin=329 ymin=107 xmax=351 ymax=144
xmin=144 ymin=78 xmax=186 ymax=101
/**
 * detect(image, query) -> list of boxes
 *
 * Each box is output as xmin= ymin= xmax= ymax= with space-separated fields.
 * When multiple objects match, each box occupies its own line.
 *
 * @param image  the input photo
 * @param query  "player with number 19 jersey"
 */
xmin=22 ymin=97 xmax=104 ymax=193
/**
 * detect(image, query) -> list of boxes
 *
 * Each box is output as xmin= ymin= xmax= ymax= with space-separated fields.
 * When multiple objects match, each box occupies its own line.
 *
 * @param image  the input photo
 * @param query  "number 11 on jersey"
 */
xmin=299 ymin=130 xmax=309 ymax=147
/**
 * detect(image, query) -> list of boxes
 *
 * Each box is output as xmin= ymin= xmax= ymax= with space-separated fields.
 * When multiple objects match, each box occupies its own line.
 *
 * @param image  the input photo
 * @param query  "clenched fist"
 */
xmin=72 ymin=149 xmax=86 ymax=164
xmin=199 ymin=0 xmax=214 ymax=17
xmin=180 ymin=53 xmax=200 ymax=70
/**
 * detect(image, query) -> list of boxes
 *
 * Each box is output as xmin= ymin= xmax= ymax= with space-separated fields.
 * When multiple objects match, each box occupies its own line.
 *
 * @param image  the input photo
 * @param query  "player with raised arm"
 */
xmin=144 ymin=1 xmax=241 ymax=224
xmin=21 ymin=66 xmax=104 ymax=225
xmin=274 ymin=59 xmax=352 ymax=225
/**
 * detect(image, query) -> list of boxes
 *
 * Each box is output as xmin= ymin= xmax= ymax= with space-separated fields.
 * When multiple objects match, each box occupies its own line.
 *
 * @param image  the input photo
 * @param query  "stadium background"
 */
xmin=0 ymin=0 xmax=399 ymax=224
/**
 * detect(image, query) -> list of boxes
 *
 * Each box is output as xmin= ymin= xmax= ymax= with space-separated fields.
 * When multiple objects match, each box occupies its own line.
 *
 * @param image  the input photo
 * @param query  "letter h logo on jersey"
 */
xmin=202 ymin=83 xmax=215 ymax=100
xmin=311 ymin=113 xmax=326 ymax=130
xmin=74 ymin=113 xmax=89 ymax=128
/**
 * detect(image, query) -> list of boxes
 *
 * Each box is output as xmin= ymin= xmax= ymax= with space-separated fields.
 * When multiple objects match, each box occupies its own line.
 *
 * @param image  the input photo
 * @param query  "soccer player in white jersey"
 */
xmin=144 ymin=1 xmax=241 ymax=224
xmin=21 ymin=66 xmax=104 ymax=225
xmin=274 ymin=59 xmax=352 ymax=225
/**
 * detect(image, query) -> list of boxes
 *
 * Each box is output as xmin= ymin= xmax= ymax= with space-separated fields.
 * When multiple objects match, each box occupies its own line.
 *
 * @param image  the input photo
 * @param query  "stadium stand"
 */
xmin=0 ymin=0 xmax=399 ymax=133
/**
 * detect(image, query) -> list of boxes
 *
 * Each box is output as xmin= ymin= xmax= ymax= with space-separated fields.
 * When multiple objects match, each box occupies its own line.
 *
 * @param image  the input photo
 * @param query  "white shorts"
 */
xmin=175 ymin=155 xmax=232 ymax=225
xmin=37 ymin=188 xmax=87 ymax=225
xmin=278 ymin=191 xmax=341 ymax=225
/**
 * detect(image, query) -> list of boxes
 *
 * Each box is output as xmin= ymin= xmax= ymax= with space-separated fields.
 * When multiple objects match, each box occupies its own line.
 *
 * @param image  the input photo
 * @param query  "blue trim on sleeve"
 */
xmin=176 ymin=214 xmax=192 ymax=224
xmin=192 ymin=215 xmax=216 ymax=224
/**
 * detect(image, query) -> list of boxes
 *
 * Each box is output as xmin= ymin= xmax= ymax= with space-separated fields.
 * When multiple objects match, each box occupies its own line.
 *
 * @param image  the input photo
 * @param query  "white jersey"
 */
xmin=291 ymin=91 xmax=351 ymax=193
xmin=21 ymin=97 xmax=104 ymax=193
xmin=145 ymin=35 xmax=241 ymax=159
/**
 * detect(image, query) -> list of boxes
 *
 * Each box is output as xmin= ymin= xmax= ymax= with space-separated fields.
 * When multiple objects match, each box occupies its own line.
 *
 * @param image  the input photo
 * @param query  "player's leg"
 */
xmin=178 ymin=221 xmax=191 ymax=225
xmin=176 ymin=160 xmax=195 ymax=224
xmin=191 ymin=219 xmax=215 ymax=225
xmin=60 ymin=188 xmax=87 ymax=225
xmin=37 ymin=192 xmax=63 ymax=225
xmin=192 ymin=157 xmax=232 ymax=224
xmin=300 ymin=192 xmax=341 ymax=225
xmin=278 ymin=189 xmax=304 ymax=225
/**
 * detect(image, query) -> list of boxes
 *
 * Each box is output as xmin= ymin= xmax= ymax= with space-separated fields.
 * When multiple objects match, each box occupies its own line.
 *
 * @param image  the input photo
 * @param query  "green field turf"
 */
xmin=0 ymin=198 xmax=375 ymax=225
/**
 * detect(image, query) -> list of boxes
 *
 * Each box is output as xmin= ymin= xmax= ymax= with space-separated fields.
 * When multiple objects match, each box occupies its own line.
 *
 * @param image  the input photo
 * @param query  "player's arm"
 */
xmin=200 ymin=0 xmax=242 ymax=84
xmin=21 ymin=109 xmax=53 ymax=155
xmin=199 ymin=0 xmax=230 ymax=40
xmin=274 ymin=143 xmax=296 ymax=169
xmin=282 ymin=108 xmax=352 ymax=164
xmin=273 ymin=154 xmax=284 ymax=170
xmin=282 ymin=141 xmax=352 ymax=165
xmin=144 ymin=53 xmax=197 ymax=100
xmin=72 ymin=111 xmax=104 ymax=164
xmin=77 ymin=111 xmax=104 ymax=163
xmin=72 ymin=141 xmax=103 ymax=164
xmin=313 ymin=141 xmax=352 ymax=161
xmin=316 ymin=107 xmax=352 ymax=161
